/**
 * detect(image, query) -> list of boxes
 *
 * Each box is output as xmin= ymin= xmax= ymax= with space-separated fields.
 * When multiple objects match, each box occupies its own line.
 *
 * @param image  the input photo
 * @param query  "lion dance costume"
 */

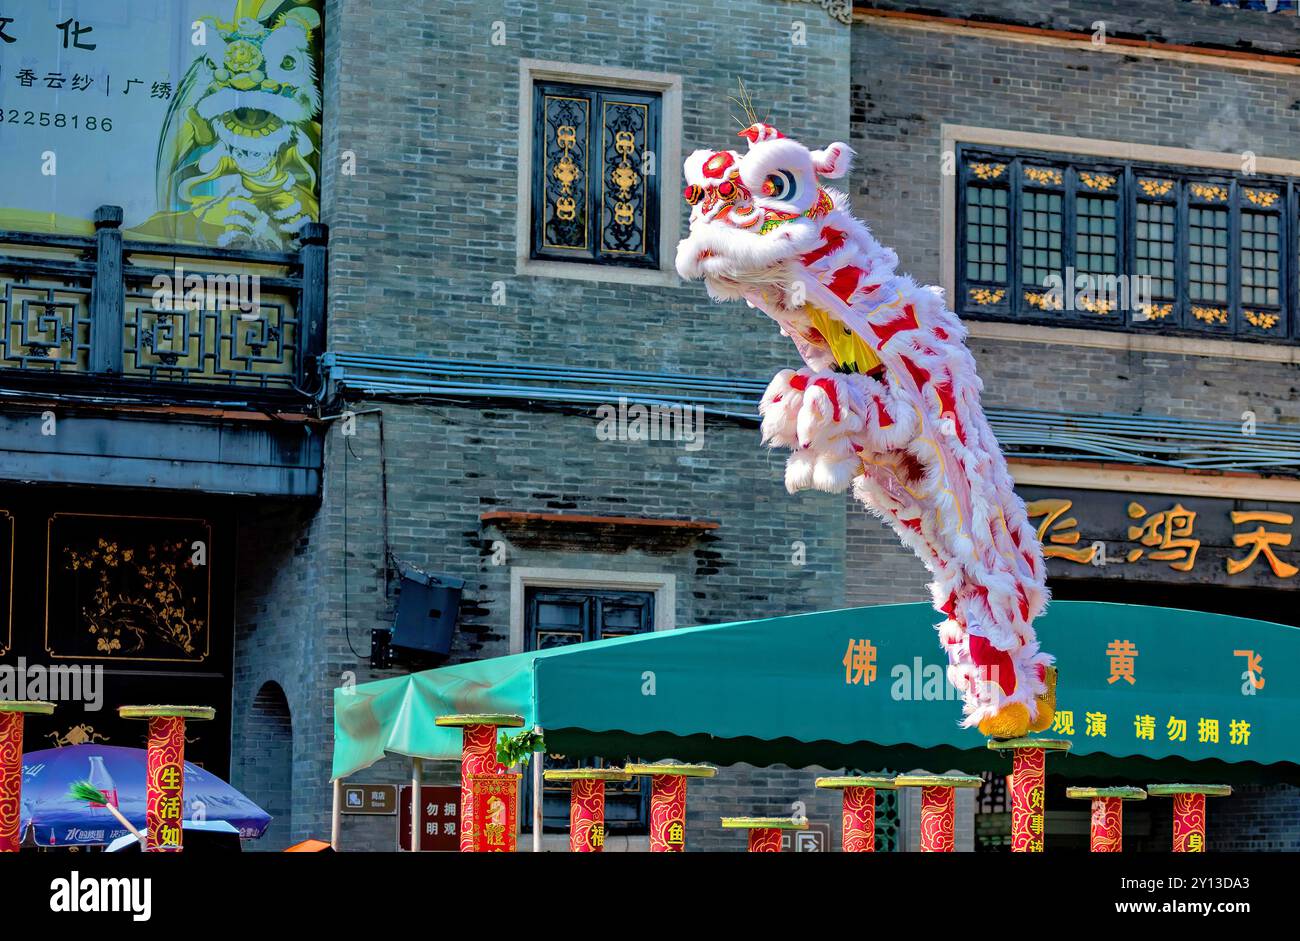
xmin=676 ymin=123 xmax=1056 ymax=738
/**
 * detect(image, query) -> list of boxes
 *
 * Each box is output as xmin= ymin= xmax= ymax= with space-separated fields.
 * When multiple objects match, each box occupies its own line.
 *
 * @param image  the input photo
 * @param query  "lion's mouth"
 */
xmin=221 ymin=107 xmax=284 ymax=138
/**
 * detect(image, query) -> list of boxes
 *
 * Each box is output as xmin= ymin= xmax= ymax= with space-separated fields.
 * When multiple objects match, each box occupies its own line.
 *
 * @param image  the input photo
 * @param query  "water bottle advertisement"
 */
xmin=20 ymin=745 xmax=269 ymax=847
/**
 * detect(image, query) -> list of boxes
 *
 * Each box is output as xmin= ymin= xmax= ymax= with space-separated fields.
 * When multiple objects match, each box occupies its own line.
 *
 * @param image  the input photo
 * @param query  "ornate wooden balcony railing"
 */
xmin=0 ymin=205 xmax=327 ymax=400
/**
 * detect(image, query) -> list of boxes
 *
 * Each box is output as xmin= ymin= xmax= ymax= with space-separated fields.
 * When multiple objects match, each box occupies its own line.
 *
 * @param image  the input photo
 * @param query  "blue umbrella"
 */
xmin=21 ymin=744 xmax=271 ymax=847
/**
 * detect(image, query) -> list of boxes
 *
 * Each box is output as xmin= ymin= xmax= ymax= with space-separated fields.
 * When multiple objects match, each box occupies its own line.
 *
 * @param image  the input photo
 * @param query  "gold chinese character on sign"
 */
xmin=1229 ymin=719 xmax=1251 ymax=746
xmin=1106 ymin=640 xmax=1138 ymax=686
xmin=1024 ymin=498 xmax=1097 ymax=563
xmin=589 ymin=823 xmax=605 ymax=849
xmin=1187 ymin=832 xmax=1204 ymax=852
xmin=1134 ymin=714 xmax=1155 ymax=741
xmin=1198 ymin=718 xmax=1219 ymax=744
xmin=1227 ymin=511 xmax=1298 ymax=578
xmin=1167 ymin=717 xmax=1187 ymax=742
xmin=1085 ymin=711 xmax=1107 ymax=738
xmin=667 ymin=820 xmax=685 ymax=845
xmin=1235 ymin=649 xmax=1265 ymax=692
xmin=1051 ymin=709 xmax=1075 ymax=736
xmin=157 ymin=796 xmax=182 ymax=818
xmin=843 ymin=638 xmax=877 ymax=686
xmin=1126 ymin=501 xmax=1199 ymax=571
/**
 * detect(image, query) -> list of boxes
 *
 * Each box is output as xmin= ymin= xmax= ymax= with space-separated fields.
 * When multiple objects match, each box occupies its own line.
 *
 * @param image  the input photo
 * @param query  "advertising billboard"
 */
xmin=0 ymin=0 xmax=322 ymax=249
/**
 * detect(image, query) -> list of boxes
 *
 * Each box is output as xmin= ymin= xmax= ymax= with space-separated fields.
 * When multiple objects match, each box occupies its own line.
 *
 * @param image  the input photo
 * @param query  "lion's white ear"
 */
xmin=811 ymin=142 xmax=852 ymax=179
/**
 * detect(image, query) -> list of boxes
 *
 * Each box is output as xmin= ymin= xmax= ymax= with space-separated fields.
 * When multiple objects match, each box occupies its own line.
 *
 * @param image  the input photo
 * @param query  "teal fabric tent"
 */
xmin=333 ymin=601 xmax=1300 ymax=785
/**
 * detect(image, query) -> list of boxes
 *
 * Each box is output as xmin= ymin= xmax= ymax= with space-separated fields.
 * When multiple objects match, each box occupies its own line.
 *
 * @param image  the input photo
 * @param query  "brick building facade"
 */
xmin=225 ymin=0 xmax=1300 ymax=851
xmin=5 ymin=0 xmax=1295 ymax=853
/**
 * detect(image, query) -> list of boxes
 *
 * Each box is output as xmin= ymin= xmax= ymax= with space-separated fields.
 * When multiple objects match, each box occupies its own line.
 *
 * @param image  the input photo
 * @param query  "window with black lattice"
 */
xmin=530 ymin=82 xmax=661 ymax=269
xmin=957 ymin=145 xmax=1295 ymax=341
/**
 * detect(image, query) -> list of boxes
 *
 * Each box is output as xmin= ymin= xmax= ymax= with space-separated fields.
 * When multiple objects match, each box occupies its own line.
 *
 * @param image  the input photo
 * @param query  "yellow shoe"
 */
xmin=1028 ymin=666 xmax=1058 ymax=733
xmin=978 ymin=702 xmax=1029 ymax=740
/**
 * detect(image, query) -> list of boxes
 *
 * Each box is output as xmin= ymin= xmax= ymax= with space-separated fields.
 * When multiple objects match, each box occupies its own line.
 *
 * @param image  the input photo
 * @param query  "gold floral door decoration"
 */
xmin=46 ymin=514 xmax=211 ymax=662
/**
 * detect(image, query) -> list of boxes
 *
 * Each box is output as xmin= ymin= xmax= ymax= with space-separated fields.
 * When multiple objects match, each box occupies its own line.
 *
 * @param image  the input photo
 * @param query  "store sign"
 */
xmin=341 ymin=783 xmax=396 ymax=816
xmin=1018 ymin=486 xmax=1300 ymax=588
xmin=468 ymin=774 xmax=520 ymax=853
xmin=397 ymin=785 xmax=460 ymax=852
xmin=0 ymin=0 xmax=323 ymax=249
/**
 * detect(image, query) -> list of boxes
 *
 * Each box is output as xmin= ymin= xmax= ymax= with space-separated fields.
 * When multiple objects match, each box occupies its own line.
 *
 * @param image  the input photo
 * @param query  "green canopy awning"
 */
xmin=332 ymin=601 xmax=1300 ymax=785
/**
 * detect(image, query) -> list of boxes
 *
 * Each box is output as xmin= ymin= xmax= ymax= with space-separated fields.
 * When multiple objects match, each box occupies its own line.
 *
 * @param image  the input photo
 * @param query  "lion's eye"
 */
xmin=281 ymin=56 xmax=297 ymax=70
xmin=762 ymin=170 xmax=798 ymax=201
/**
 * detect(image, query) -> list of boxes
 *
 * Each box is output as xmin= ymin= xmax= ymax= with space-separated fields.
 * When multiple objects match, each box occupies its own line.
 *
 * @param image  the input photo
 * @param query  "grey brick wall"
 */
xmin=230 ymin=681 xmax=295 ymax=851
xmin=862 ymin=0 xmax=1300 ymax=53
xmin=319 ymin=0 xmax=851 ymax=375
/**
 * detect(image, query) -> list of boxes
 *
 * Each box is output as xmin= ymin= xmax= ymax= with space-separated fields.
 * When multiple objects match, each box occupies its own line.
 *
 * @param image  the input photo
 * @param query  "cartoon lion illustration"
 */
xmin=130 ymin=0 xmax=321 ymax=249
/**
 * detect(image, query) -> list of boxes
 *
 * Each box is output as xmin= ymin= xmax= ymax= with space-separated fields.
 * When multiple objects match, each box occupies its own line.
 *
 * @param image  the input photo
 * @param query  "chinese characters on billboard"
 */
xmin=0 ymin=0 xmax=322 ymax=249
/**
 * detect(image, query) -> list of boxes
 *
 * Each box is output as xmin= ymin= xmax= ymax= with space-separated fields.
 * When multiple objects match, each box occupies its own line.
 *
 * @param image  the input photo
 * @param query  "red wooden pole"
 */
xmin=1066 ymin=786 xmax=1147 ymax=852
xmin=987 ymin=738 xmax=1071 ymax=852
xmin=816 ymin=775 xmax=896 ymax=852
xmin=543 ymin=767 xmax=632 ymax=852
xmin=0 ymin=701 xmax=55 ymax=852
xmin=1148 ymin=784 xmax=1232 ymax=852
xmin=119 ymin=705 xmax=215 ymax=852
xmin=625 ymin=763 xmax=717 ymax=852
xmin=721 ymin=816 xmax=807 ymax=852
xmin=895 ymin=773 xmax=982 ymax=852
xmin=435 ymin=713 xmax=524 ymax=852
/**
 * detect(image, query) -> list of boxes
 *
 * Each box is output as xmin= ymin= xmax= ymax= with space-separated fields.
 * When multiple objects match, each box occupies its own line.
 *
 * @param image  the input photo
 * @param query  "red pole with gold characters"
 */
xmin=720 ymin=816 xmax=808 ymax=852
xmin=894 ymin=773 xmax=982 ymax=852
xmin=1147 ymin=784 xmax=1232 ymax=852
xmin=542 ymin=767 xmax=631 ymax=852
xmin=987 ymin=737 xmax=1071 ymax=852
xmin=0 ymin=700 xmax=55 ymax=852
xmin=433 ymin=713 xmax=524 ymax=852
xmin=815 ymin=775 xmax=896 ymax=852
xmin=1065 ymin=786 xmax=1146 ymax=852
xmin=118 ymin=705 xmax=214 ymax=852
xmin=624 ymin=763 xmax=717 ymax=852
